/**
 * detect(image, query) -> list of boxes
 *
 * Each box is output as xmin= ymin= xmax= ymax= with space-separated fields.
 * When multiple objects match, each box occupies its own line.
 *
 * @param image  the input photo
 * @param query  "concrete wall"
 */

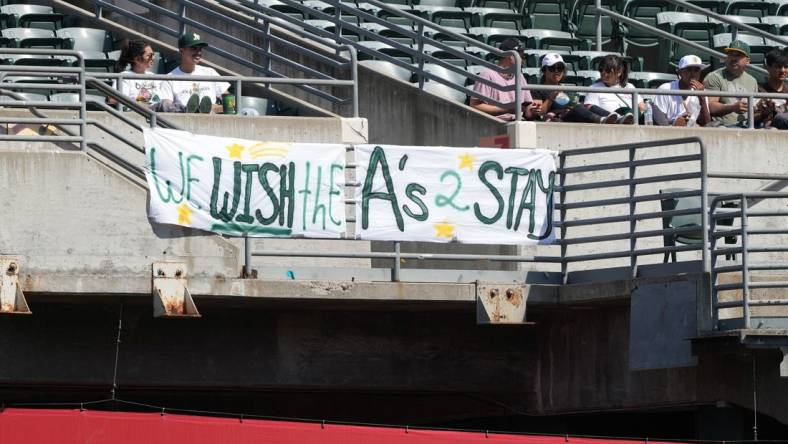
xmin=1 ymin=275 xmax=786 ymax=427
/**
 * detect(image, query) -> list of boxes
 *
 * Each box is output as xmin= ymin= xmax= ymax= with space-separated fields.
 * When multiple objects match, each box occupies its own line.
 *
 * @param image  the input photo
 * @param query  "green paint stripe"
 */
xmin=210 ymin=223 xmax=292 ymax=236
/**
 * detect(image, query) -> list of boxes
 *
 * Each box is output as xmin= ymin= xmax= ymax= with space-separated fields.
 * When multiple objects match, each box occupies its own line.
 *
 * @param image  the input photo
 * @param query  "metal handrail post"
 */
xmin=708 ymin=201 xmax=719 ymax=330
xmin=559 ymin=154 xmax=568 ymax=284
xmin=392 ymin=241 xmax=401 ymax=282
xmin=595 ymin=0 xmax=602 ymax=51
xmin=235 ymin=80 xmax=243 ymax=113
xmin=700 ymin=139 xmax=709 ymax=275
xmin=513 ymin=51 xmax=522 ymax=122
xmin=632 ymin=91 xmax=640 ymax=126
xmin=740 ymin=196 xmax=751 ymax=329
xmin=244 ymin=235 xmax=252 ymax=278
xmin=262 ymin=21 xmax=271 ymax=75
xmin=179 ymin=2 xmax=187 ymax=35
xmin=78 ymin=58 xmax=86 ymax=151
xmin=629 ymin=147 xmax=637 ymax=278
xmin=347 ymin=45 xmax=359 ymax=118
xmin=747 ymin=94 xmax=755 ymax=129
xmin=416 ymin=22 xmax=426 ymax=89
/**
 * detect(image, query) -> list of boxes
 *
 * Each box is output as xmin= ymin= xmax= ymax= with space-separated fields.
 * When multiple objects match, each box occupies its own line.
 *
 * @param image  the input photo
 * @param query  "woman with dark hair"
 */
xmin=113 ymin=39 xmax=173 ymax=111
xmin=583 ymin=54 xmax=644 ymax=124
xmin=530 ymin=53 xmax=619 ymax=124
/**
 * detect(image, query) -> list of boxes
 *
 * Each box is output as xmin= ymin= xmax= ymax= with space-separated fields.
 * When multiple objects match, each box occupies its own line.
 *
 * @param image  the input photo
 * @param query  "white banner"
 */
xmin=143 ymin=128 xmax=347 ymax=238
xmin=354 ymin=145 xmax=556 ymax=245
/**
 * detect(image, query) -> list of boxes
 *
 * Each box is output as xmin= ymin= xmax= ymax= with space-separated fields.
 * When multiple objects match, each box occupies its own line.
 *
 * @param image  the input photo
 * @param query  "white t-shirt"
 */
xmin=115 ymin=70 xmax=162 ymax=106
xmin=160 ymin=65 xmax=230 ymax=107
xmin=653 ymin=80 xmax=706 ymax=126
xmin=584 ymin=81 xmax=642 ymax=114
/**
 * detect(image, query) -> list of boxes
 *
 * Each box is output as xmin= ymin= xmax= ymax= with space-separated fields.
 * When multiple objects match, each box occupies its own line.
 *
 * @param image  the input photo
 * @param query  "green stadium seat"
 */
xmin=778 ymin=0 xmax=788 ymax=15
xmin=522 ymin=0 xmax=566 ymax=31
xmin=762 ymin=15 xmax=788 ymax=34
xmin=429 ymin=27 xmax=474 ymax=46
xmin=360 ymin=59 xmax=414 ymax=81
xmin=523 ymin=66 xmax=541 ymax=83
xmin=56 ymin=27 xmax=114 ymax=52
xmin=568 ymin=0 xmax=623 ymax=50
xmin=522 ymin=29 xmax=588 ymax=51
xmin=377 ymin=4 xmax=417 ymax=27
xmin=628 ymin=70 xmax=676 ymax=89
xmin=428 ymin=8 xmax=473 ymax=28
xmin=467 ymin=26 xmax=522 ymax=45
xmin=1 ymin=53 xmax=66 ymax=67
xmin=54 ymin=50 xmax=115 ymax=73
xmin=0 ymin=5 xmax=63 ymax=30
xmin=421 ymin=80 xmax=467 ymax=102
xmin=657 ymin=12 xmax=716 ymax=69
xmin=564 ymin=69 xmax=599 ymax=86
xmin=659 ymin=188 xmax=703 ymax=263
xmin=724 ymin=0 xmax=773 ymax=18
xmin=422 ymin=61 xmax=468 ymax=84
xmin=680 ymin=0 xmax=726 ymax=14
xmin=414 ymin=0 xmax=463 ymax=6
xmin=357 ymin=40 xmax=415 ymax=63
xmin=474 ymin=0 xmax=521 ymax=10
xmin=571 ymin=50 xmax=639 ymax=70
xmin=622 ymin=0 xmax=674 ymax=49
xmin=714 ymin=15 xmax=773 ymax=33
xmin=1 ymin=28 xmax=67 ymax=49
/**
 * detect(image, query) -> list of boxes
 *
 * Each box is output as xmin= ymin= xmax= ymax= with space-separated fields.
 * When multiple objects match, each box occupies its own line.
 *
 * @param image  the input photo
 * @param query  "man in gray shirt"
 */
xmin=703 ymin=40 xmax=758 ymax=127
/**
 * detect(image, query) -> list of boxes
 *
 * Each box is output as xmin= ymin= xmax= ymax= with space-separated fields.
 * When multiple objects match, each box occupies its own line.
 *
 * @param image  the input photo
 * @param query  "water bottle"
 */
xmin=644 ymin=99 xmax=653 ymax=126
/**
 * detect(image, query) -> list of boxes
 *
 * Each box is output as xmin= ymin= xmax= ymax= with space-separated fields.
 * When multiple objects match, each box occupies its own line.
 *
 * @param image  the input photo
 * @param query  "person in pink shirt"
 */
xmin=470 ymin=38 xmax=535 ymax=121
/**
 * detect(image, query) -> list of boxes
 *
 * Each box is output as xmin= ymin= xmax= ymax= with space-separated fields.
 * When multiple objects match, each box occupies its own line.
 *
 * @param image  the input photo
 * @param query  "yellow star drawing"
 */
xmin=433 ymin=220 xmax=455 ymax=240
xmin=458 ymin=153 xmax=475 ymax=171
xmin=177 ymin=203 xmax=193 ymax=226
xmin=226 ymin=143 xmax=245 ymax=159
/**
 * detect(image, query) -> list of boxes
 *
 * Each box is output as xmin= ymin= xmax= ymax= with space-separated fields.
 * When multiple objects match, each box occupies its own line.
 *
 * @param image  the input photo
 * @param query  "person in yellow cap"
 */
xmin=159 ymin=32 xmax=230 ymax=114
xmin=703 ymin=40 xmax=758 ymax=127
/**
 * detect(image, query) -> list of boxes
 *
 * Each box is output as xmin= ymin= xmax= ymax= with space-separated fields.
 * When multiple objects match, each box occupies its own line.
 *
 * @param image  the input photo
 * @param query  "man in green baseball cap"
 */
xmin=159 ymin=32 xmax=230 ymax=113
xmin=703 ymin=39 xmax=757 ymax=127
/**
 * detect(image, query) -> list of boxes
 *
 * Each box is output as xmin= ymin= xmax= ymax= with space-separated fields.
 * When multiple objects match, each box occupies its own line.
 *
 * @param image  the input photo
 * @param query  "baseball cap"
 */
xmin=178 ymin=32 xmax=208 ymax=48
xmin=541 ymin=53 xmax=565 ymax=67
xmin=677 ymin=54 xmax=707 ymax=70
xmin=724 ymin=40 xmax=750 ymax=58
xmin=498 ymin=38 xmax=524 ymax=52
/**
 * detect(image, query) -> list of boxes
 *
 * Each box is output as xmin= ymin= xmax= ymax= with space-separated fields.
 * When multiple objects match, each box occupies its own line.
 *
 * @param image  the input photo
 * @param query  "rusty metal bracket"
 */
xmin=0 ymin=257 xmax=31 ymax=315
xmin=151 ymin=262 xmax=200 ymax=318
xmin=476 ymin=283 xmax=527 ymax=324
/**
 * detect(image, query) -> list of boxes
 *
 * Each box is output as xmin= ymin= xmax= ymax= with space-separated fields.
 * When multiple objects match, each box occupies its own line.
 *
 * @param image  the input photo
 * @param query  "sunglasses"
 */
xmin=601 ymin=67 xmax=620 ymax=73
xmin=546 ymin=64 xmax=565 ymax=72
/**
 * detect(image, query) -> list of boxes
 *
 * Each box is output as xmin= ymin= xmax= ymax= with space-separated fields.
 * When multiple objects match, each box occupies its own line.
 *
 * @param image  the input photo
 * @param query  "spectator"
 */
xmin=160 ymin=32 xmax=230 ymax=114
xmin=112 ymin=39 xmax=176 ymax=112
xmin=583 ymin=55 xmax=643 ymax=124
xmin=756 ymin=47 xmax=788 ymax=130
xmin=531 ymin=53 xmax=619 ymax=124
xmin=470 ymin=38 xmax=536 ymax=121
xmin=703 ymin=40 xmax=758 ymax=127
xmin=652 ymin=54 xmax=710 ymax=127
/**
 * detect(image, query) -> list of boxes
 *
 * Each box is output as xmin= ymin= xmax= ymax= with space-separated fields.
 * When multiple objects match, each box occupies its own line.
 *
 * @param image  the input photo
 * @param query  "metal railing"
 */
xmin=81 ymin=0 xmax=359 ymax=116
xmin=249 ymin=137 xmax=708 ymax=284
xmin=216 ymin=0 xmax=787 ymax=124
xmin=709 ymin=192 xmax=788 ymax=331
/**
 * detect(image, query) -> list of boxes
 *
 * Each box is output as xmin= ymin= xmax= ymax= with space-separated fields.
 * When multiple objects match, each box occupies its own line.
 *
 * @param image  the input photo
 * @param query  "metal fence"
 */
xmin=710 ymin=192 xmax=788 ymax=331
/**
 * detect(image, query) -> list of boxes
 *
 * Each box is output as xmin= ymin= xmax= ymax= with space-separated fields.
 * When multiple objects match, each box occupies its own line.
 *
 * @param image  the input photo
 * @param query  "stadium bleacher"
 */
xmin=0 ymin=0 xmax=785 ymax=113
